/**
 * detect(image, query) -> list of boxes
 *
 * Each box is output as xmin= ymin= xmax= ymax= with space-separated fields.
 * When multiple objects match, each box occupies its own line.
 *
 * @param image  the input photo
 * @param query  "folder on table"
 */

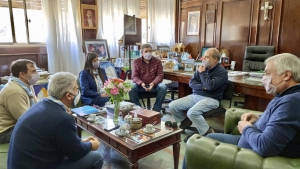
xmin=71 ymin=105 xmax=99 ymax=116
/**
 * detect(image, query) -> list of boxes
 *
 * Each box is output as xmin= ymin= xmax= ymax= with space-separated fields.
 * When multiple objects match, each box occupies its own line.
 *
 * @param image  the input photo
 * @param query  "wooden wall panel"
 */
xmin=182 ymin=2 xmax=202 ymax=58
xmin=277 ymin=0 xmax=300 ymax=57
xmin=203 ymin=3 xmax=217 ymax=47
xmin=0 ymin=46 xmax=48 ymax=77
xmin=179 ymin=0 xmax=300 ymax=70
xmin=219 ymin=0 xmax=252 ymax=70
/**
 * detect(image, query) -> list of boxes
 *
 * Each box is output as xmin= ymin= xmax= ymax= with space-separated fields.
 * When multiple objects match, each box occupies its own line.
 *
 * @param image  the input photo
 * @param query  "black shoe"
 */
xmin=183 ymin=128 xmax=215 ymax=143
xmin=184 ymin=131 xmax=198 ymax=143
xmin=179 ymin=118 xmax=192 ymax=129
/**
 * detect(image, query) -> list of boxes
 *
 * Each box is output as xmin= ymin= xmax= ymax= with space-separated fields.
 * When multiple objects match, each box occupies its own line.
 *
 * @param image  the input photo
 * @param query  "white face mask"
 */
xmin=25 ymin=73 xmax=40 ymax=85
xmin=262 ymin=74 xmax=284 ymax=96
xmin=143 ymin=53 xmax=152 ymax=60
xmin=69 ymin=90 xmax=81 ymax=107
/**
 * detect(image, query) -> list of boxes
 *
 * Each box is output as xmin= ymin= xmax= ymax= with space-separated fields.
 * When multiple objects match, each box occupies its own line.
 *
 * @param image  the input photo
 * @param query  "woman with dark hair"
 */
xmin=79 ymin=53 xmax=109 ymax=107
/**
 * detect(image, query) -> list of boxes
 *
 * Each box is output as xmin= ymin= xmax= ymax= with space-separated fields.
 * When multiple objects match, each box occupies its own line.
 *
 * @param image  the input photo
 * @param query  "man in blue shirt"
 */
xmin=169 ymin=48 xmax=228 ymax=142
xmin=206 ymin=53 xmax=300 ymax=158
xmin=8 ymin=72 xmax=103 ymax=169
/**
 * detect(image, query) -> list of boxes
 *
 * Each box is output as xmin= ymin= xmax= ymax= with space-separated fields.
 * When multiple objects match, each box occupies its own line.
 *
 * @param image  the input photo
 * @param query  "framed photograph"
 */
xmin=157 ymin=46 xmax=170 ymax=51
xmin=184 ymin=59 xmax=195 ymax=71
xmin=167 ymin=52 xmax=177 ymax=60
xmin=81 ymin=4 xmax=98 ymax=29
xmin=84 ymin=39 xmax=110 ymax=60
xmin=187 ymin=11 xmax=200 ymax=35
xmin=124 ymin=15 xmax=136 ymax=35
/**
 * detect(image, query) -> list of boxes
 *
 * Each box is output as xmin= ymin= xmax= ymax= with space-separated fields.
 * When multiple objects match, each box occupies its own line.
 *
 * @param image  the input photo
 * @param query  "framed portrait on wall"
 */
xmin=124 ymin=15 xmax=136 ymax=35
xmin=81 ymin=4 xmax=98 ymax=29
xmin=187 ymin=11 xmax=200 ymax=35
xmin=84 ymin=39 xmax=110 ymax=60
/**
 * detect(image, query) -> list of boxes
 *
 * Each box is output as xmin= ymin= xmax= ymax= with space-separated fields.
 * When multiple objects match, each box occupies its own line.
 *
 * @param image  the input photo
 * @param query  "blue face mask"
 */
xmin=92 ymin=61 xmax=100 ymax=69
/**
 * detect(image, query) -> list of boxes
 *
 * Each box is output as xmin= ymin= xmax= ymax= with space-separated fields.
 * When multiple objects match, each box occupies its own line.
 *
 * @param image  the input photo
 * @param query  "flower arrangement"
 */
xmin=103 ymin=78 xmax=132 ymax=101
xmin=103 ymin=78 xmax=132 ymax=122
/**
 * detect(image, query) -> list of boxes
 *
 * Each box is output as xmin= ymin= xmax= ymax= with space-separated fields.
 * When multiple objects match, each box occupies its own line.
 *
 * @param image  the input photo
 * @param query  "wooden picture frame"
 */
xmin=84 ymin=39 xmax=110 ymax=60
xmin=81 ymin=4 xmax=98 ymax=29
xmin=157 ymin=46 xmax=170 ymax=51
xmin=187 ymin=11 xmax=200 ymax=35
xmin=124 ymin=15 xmax=137 ymax=35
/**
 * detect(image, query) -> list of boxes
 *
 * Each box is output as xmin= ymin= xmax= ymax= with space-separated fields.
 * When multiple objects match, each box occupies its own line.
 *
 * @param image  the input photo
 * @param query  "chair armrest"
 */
xmin=224 ymin=108 xmax=263 ymax=135
xmin=186 ymin=135 xmax=300 ymax=169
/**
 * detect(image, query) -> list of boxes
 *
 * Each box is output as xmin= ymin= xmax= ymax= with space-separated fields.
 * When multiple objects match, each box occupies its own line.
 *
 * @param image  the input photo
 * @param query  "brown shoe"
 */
xmin=204 ymin=128 xmax=214 ymax=136
xmin=179 ymin=118 xmax=192 ymax=129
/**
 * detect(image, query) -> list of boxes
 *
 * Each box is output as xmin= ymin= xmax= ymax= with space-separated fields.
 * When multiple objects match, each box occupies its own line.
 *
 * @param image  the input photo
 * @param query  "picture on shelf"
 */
xmin=184 ymin=59 xmax=195 ymax=71
xmin=84 ymin=39 xmax=110 ymax=60
xmin=124 ymin=15 xmax=137 ymax=35
xmin=167 ymin=52 xmax=177 ymax=60
xmin=81 ymin=4 xmax=98 ymax=29
xmin=187 ymin=11 xmax=200 ymax=35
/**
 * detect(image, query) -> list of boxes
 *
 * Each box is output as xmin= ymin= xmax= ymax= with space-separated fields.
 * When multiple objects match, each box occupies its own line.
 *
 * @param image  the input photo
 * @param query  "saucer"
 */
xmin=143 ymin=128 xmax=155 ymax=134
xmin=87 ymin=117 xmax=96 ymax=122
xmin=115 ymin=130 xmax=129 ymax=137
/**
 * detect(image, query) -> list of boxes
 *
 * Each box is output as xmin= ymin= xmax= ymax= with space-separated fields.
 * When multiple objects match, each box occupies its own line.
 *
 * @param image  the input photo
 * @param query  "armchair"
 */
xmin=185 ymin=108 xmax=300 ymax=169
xmin=242 ymin=46 xmax=275 ymax=72
xmin=235 ymin=46 xmax=275 ymax=106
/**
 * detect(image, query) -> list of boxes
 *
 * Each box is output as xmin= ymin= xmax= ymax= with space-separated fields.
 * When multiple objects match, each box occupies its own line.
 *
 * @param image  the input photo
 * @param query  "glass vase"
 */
xmin=113 ymin=100 xmax=120 ymax=123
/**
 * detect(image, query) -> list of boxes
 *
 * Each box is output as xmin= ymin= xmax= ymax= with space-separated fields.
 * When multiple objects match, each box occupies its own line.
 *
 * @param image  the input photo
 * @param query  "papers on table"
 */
xmin=249 ymin=72 xmax=264 ymax=78
xmin=228 ymin=71 xmax=249 ymax=76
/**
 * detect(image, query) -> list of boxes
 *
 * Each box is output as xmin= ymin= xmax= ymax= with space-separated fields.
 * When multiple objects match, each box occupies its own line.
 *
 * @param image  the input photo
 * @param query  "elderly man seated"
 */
xmin=8 ymin=72 xmax=103 ymax=169
xmin=182 ymin=53 xmax=300 ymax=168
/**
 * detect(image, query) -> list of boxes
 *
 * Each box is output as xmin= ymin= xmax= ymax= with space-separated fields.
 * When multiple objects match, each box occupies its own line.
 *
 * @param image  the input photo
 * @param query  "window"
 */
xmin=140 ymin=0 xmax=148 ymax=43
xmin=0 ymin=0 xmax=46 ymax=44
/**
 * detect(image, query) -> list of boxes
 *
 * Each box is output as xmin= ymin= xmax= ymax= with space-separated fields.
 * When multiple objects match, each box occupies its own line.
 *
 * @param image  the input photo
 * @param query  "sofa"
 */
xmin=185 ymin=108 xmax=300 ymax=169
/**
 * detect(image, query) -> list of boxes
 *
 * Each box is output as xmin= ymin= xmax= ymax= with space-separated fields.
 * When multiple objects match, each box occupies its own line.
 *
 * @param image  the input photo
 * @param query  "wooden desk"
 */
xmin=74 ymin=115 xmax=182 ymax=169
xmin=164 ymin=71 xmax=273 ymax=111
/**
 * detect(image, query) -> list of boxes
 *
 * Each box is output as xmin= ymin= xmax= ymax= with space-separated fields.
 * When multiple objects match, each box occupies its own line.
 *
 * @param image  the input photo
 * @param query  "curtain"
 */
xmin=148 ymin=0 xmax=176 ymax=49
xmin=96 ymin=0 xmax=140 ymax=58
xmin=41 ymin=0 xmax=84 ymax=75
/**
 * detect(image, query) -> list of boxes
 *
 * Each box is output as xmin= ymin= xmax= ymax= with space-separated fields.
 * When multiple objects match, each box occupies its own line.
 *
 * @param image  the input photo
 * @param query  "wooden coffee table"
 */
xmin=74 ymin=114 xmax=182 ymax=169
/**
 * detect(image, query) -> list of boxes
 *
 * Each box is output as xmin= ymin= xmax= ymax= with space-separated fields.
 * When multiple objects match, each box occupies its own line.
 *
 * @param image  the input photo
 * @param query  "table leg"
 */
xmin=173 ymin=142 xmax=180 ymax=169
xmin=130 ymin=162 xmax=138 ymax=169
xmin=129 ymin=151 xmax=139 ymax=169
xmin=77 ymin=126 xmax=82 ymax=138
xmin=178 ymin=83 xmax=192 ymax=98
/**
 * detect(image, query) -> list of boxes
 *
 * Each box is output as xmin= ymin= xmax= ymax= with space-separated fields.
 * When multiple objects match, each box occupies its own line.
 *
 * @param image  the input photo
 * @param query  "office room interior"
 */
xmin=1 ymin=0 xmax=300 ymax=169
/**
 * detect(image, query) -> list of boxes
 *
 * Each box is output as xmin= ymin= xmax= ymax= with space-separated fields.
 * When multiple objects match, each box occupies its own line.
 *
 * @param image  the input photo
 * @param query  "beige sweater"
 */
xmin=0 ymin=81 xmax=37 ymax=134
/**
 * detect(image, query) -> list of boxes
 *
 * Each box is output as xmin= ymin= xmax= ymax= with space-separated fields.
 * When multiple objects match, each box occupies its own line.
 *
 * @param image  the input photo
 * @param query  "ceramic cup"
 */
xmin=89 ymin=114 xmax=96 ymax=121
xmin=145 ymin=124 xmax=154 ymax=132
xmin=119 ymin=125 xmax=126 ymax=135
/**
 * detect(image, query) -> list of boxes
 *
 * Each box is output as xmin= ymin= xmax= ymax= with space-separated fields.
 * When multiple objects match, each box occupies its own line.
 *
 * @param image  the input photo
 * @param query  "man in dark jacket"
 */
xmin=169 ymin=48 xmax=228 ymax=142
xmin=8 ymin=72 xmax=103 ymax=169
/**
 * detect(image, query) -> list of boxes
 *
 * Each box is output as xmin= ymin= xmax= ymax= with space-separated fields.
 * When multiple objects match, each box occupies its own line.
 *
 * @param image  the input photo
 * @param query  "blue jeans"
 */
xmin=129 ymin=83 xmax=167 ymax=112
xmin=182 ymin=133 xmax=240 ymax=169
xmin=57 ymin=151 xmax=103 ymax=169
xmin=169 ymin=94 xmax=219 ymax=135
